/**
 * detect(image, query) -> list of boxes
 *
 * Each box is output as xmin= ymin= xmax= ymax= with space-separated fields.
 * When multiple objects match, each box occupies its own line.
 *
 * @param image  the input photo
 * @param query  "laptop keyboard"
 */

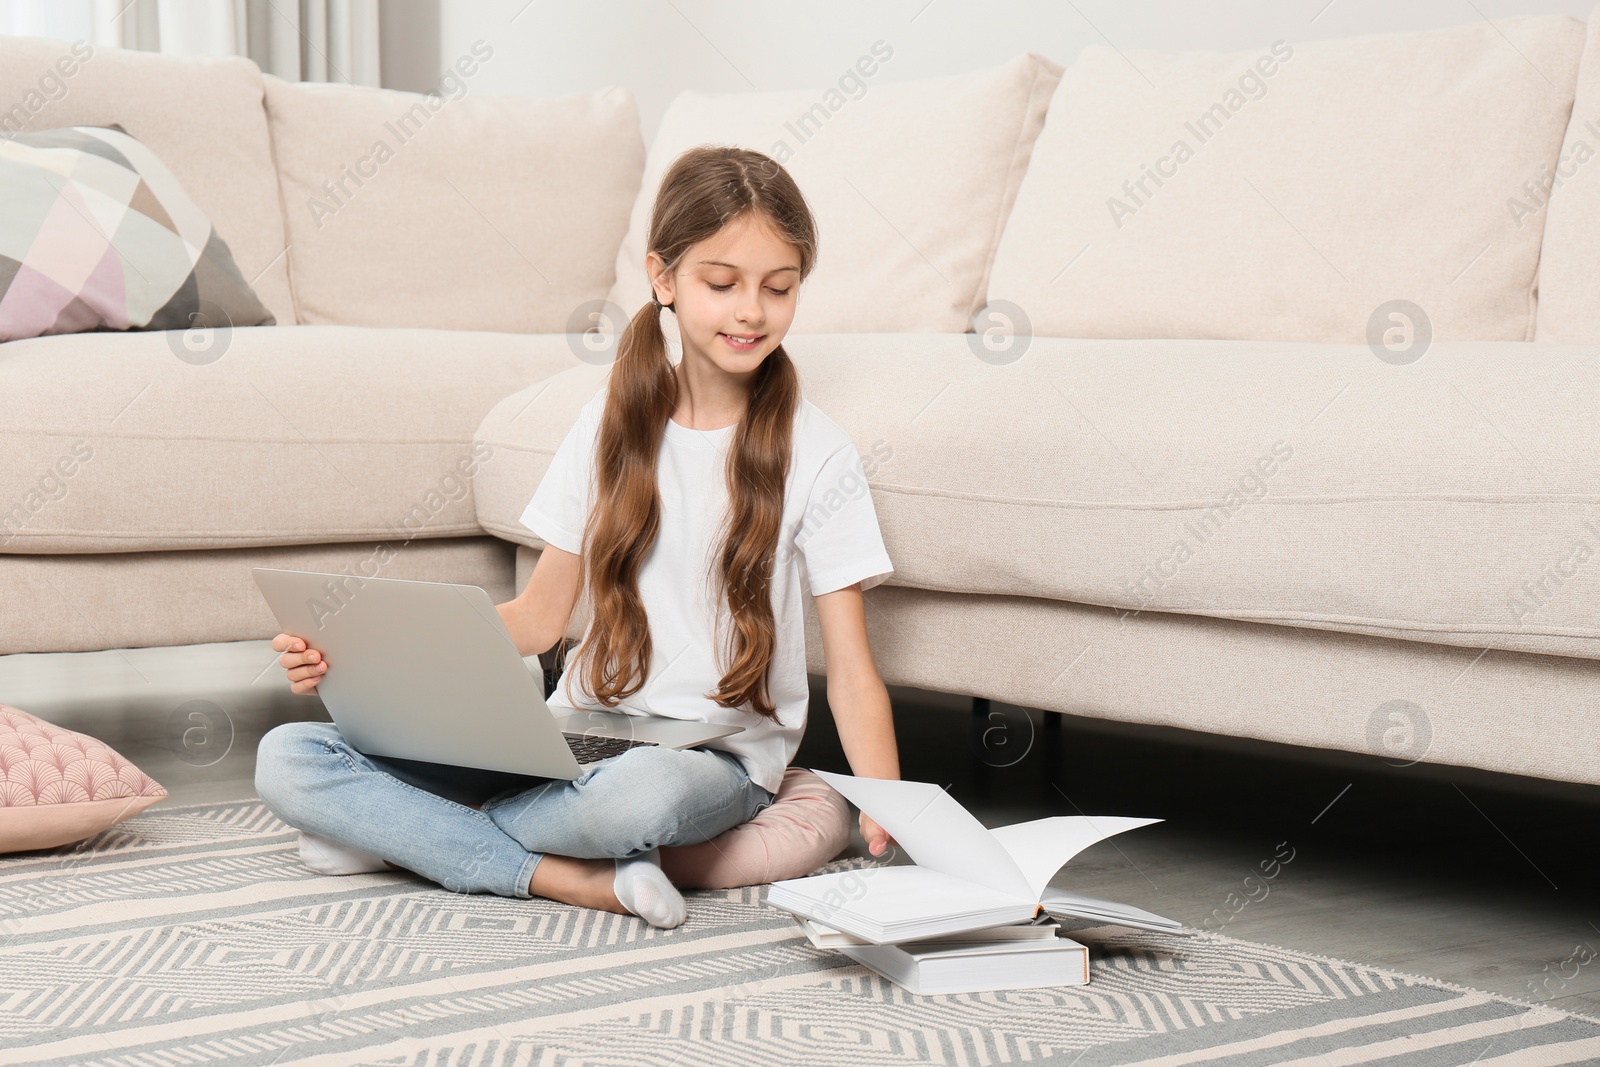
xmin=565 ymin=733 xmax=659 ymax=764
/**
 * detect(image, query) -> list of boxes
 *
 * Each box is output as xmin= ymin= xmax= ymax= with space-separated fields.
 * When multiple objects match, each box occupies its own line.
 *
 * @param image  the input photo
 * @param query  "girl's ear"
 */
xmin=645 ymin=251 xmax=676 ymax=308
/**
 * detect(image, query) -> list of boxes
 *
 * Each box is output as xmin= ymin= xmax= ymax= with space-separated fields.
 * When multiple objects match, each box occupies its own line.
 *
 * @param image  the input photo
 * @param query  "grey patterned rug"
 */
xmin=3 ymin=799 xmax=1598 ymax=1066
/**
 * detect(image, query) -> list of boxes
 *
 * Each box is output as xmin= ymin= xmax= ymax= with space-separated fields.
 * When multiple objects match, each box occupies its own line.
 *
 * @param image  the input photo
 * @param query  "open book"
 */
xmin=765 ymin=770 xmax=1184 ymax=944
xmin=793 ymin=913 xmax=1060 ymax=950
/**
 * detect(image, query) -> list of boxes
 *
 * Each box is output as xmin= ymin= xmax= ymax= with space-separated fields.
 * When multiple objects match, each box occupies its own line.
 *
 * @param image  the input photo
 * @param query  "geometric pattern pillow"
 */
xmin=0 ymin=704 xmax=168 ymax=854
xmin=0 ymin=124 xmax=275 ymax=343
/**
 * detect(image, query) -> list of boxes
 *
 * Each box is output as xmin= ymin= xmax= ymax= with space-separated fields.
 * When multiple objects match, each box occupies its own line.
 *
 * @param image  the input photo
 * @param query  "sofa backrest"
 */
xmin=987 ymin=16 xmax=1587 ymax=343
xmin=0 ymin=35 xmax=296 ymax=326
xmin=1533 ymin=7 xmax=1600 ymax=342
xmin=607 ymin=53 xmax=1062 ymax=334
xmin=263 ymin=74 xmax=645 ymax=332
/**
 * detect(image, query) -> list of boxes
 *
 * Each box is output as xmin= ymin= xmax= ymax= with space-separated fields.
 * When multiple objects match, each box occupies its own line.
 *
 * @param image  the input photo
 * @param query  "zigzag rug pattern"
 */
xmin=2 ymin=799 xmax=1597 ymax=1066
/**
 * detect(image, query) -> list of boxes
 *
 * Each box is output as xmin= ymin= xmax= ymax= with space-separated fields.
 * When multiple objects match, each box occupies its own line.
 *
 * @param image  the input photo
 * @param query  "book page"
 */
xmin=1039 ymin=887 xmax=1185 ymax=933
xmin=987 ymin=815 xmax=1162 ymax=901
xmin=808 ymin=770 xmax=1032 ymax=899
xmin=773 ymin=866 xmax=1034 ymax=930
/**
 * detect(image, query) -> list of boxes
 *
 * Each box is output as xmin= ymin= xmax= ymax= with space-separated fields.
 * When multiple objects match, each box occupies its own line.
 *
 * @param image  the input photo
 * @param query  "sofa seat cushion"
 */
xmin=475 ymin=335 xmax=1600 ymax=661
xmin=0 ymin=703 xmax=168 ymax=853
xmin=989 ymin=16 xmax=1586 ymax=342
xmin=0 ymin=539 xmax=516 ymax=656
xmin=0 ymin=325 xmax=578 ymax=553
xmin=0 ymin=36 xmax=295 ymax=324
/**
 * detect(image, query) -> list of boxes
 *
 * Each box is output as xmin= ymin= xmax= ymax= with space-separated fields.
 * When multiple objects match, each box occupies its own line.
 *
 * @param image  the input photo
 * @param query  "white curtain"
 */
xmin=0 ymin=0 xmax=381 ymax=85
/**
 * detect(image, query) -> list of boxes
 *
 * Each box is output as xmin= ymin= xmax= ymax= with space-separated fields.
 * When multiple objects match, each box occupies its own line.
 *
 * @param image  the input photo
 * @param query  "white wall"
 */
xmin=391 ymin=0 xmax=1600 ymax=142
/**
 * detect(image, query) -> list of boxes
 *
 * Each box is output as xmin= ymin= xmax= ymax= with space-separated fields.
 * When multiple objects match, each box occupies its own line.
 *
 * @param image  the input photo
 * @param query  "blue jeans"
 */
xmin=254 ymin=721 xmax=775 ymax=899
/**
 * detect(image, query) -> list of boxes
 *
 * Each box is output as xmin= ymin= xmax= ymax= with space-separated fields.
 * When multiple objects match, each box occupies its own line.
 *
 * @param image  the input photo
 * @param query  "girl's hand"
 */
xmin=272 ymin=633 xmax=327 ymax=695
xmin=860 ymin=811 xmax=897 ymax=857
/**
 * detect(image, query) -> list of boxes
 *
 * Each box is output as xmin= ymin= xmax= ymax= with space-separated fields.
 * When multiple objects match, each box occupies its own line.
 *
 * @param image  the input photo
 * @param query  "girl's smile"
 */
xmin=718 ymin=332 xmax=766 ymax=352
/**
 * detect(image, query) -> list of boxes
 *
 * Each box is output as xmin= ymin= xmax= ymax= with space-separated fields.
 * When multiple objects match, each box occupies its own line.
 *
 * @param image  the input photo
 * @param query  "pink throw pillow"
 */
xmin=0 ymin=704 xmax=168 ymax=853
xmin=658 ymin=767 xmax=852 ymax=889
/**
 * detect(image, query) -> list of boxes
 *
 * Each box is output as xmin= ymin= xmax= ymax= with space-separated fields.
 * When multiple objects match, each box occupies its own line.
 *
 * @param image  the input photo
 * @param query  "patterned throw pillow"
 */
xmin=0 ymin=124 xmax=275 ymax=343
xmin=0 ymin=703 xmax=168 ymax=854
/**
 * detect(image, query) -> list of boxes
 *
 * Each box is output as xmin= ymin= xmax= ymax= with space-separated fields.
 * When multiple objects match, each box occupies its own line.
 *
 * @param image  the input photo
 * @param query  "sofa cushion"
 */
xmin=0 ymin=704 xmax=167 ymax=853
xmin=263 ymin=76 xmax=644 ymax=331
xmin=804 ymin=580 xmax=1600 ymax=788
xmin=0 ymin=36 xmax=295 ymax=324
xmin=476 ymin=334 xmax=1600 ymax=662
xmin=474 ymin=359 xmax=610 ymax=550
xmin=0 ymin=125 xmax=275 ymax=343
xmin=1534 ymin=10 xmax=1600 ymax=342
xmin=0 ymin=326 xmax=579 ymax=554
xmin=606 ymin=53 xmax=1061 ymax=333
xmin=0 ymin=539 xmax=516 ymax=656
xmin=988 ymin=17 xmax=1586 ymax=343
xmin=658 ymin=767 xmax=851 ymax=889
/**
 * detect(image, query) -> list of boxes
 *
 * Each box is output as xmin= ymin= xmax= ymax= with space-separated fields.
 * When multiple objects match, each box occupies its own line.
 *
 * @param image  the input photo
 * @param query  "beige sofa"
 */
xmin=4 ymin=12 xmax=1599 ymax=789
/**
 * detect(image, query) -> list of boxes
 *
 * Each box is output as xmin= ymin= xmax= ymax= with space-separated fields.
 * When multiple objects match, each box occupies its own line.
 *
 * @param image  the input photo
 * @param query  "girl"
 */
xmin=256 ymin=145 xmax=902 ymax=930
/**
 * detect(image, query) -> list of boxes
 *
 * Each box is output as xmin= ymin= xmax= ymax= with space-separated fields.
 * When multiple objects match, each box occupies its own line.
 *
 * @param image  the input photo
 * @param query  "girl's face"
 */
xmin=647 ymin=212 xmax=801 ymax=374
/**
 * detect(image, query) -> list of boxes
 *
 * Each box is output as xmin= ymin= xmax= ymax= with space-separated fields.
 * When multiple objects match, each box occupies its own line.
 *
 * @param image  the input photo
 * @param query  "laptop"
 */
xmin=251 ymin=568 xmax=745 ymax=780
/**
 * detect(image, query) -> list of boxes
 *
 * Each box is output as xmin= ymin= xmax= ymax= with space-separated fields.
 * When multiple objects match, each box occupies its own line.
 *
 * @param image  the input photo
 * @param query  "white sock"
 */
xmin=612 ymin=848 xmax=686 ymax=929
xmin=298 ymin=829 xmax=390 ymax=876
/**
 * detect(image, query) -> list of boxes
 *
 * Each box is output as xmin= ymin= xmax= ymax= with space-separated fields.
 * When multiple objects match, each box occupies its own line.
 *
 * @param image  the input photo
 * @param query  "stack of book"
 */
xmin=790 ymin=912 xmax=1086 ymax=996
xmin=763 ymin=769 xmax=1186 ymax=996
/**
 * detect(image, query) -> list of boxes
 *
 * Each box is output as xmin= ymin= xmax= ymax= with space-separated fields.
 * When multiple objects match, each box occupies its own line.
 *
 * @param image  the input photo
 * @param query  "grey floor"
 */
xmin=2 ymin=639 xmax=1597 ymax=1019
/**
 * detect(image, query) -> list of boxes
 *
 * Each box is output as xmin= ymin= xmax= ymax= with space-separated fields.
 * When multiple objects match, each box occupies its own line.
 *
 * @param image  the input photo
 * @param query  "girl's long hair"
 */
xmin=556 ymin=145 xmax=818 ymax=723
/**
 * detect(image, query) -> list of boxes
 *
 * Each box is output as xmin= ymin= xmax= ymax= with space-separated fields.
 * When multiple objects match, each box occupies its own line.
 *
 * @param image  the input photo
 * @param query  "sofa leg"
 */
xmin=973 ymin=697 xmax=1058 ymax=731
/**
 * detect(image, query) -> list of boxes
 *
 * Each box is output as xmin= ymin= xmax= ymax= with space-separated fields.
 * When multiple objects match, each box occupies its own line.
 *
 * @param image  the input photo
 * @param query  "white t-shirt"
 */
xmin=517 ymin=379 xmax=894 ymax=795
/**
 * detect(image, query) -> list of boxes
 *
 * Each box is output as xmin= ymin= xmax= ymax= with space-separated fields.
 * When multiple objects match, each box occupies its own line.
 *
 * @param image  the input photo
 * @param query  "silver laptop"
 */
xmin=251 ymin=568 xmax=744 ymax=779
